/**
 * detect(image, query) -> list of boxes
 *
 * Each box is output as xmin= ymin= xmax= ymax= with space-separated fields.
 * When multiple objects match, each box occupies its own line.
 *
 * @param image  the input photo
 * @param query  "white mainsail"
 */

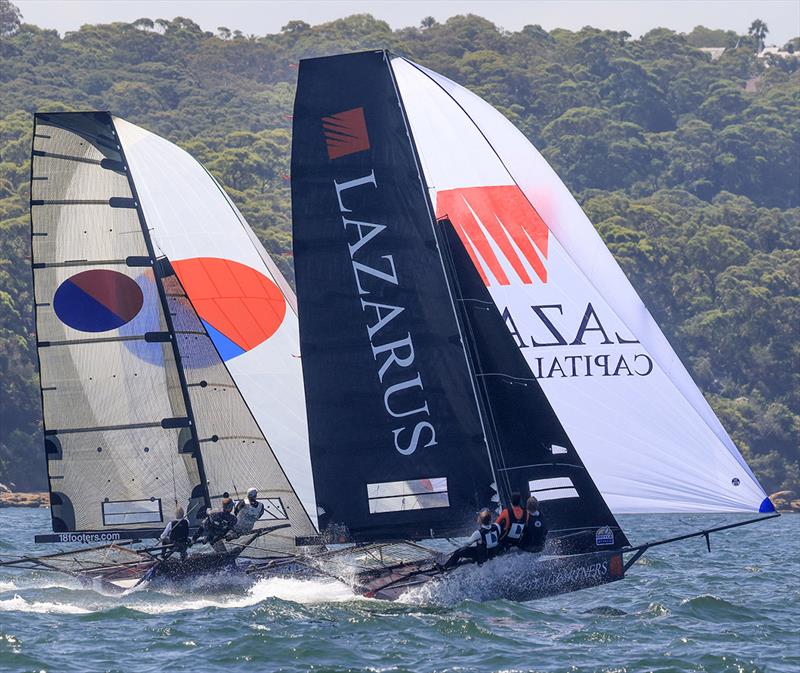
xmin=390 ymin=57 xmax=771 ymax=513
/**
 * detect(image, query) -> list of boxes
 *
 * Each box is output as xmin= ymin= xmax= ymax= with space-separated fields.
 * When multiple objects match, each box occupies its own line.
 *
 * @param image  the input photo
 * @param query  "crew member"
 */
xmin=159 ymin=506 xmax=190 ymax=560
xmin=519 ymin=495 xmax=548 ymax=552
xmin=192 ymin=497 xmax=237 ymax=552
xmin=496 ymin=492 xmax=526 ymax=548
xmin=441 ymin=509 xmax=502 ymax=569
xmin=230 ymin=487 xmax=265 ymax=537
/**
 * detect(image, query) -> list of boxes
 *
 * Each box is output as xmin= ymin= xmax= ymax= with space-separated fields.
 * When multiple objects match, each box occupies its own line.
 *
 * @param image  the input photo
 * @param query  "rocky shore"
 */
xmin=0 ymin=491 xmax=49 ymax=508
xmin=769 ymin=491 xmax=800 ymax=513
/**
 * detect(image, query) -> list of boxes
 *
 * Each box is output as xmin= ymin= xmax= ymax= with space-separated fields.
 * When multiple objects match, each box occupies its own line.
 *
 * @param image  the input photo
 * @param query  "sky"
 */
xmin=13 ymin=0 xmax=800 ymax=45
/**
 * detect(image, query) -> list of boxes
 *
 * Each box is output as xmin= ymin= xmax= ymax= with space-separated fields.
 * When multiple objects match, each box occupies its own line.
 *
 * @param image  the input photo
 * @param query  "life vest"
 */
xmin=236 ymin=500 xmax=265 ymax=531
xmin=206 ymin=510 xmax=236 ymax=538
xmin=505 ymin=506 xmax=526 ymax=541
xmin=168 ymin=518 xmax=189 ymax=544
xmin=523 ymin=510 xmax=547 ymax=550
xmin=478 ymin=523 xmax=501 ymax=550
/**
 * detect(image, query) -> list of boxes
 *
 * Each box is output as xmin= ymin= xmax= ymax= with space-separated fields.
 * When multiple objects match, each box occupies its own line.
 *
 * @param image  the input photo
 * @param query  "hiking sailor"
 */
xmin=192 ymin=496 xmax=237 ymax=553
xmin=519 ymin=495 xmax=548 ymax=552
xmin=496 ymin=492 xmax=527 ymax=548
xmin=229 ymin=487 xmax=265 ymax=538
xmin=159 ymin=506 xmax=190 ymax=560
xmin=441 ymin=509 xmax=502 ymax=569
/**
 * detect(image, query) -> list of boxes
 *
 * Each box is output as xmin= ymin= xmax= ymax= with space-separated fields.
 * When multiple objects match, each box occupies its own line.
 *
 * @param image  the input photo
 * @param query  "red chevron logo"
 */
xmin=436 ymin=185 xmax=550 ymax=286
xmin=322 ymin=107 xmax=370 ymax=160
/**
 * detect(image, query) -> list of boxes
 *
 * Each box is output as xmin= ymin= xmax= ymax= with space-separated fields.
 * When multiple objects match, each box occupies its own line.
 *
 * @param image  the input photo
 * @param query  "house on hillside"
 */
xmin=757 ymin=45 xmax=799 ymax=59
xmin=698 ymin=47 xmax=726 ymax=61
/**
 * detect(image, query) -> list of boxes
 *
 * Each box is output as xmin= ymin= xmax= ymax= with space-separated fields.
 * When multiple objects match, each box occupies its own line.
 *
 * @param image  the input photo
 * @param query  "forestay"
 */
xmin=390 ymin=56 xmax=773 ymax=514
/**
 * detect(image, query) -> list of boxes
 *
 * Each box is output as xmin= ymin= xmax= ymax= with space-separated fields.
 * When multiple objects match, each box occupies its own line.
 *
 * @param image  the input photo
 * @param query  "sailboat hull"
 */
xmin=356 ymin=549 xmax=625 ymax=602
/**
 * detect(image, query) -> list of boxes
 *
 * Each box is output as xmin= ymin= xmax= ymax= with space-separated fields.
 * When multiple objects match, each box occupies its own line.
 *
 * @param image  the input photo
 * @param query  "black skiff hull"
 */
xmin=355 ymin=549 xmax=625 ymax=601
xmin=77 ymin=551 xmax=242 ymax=594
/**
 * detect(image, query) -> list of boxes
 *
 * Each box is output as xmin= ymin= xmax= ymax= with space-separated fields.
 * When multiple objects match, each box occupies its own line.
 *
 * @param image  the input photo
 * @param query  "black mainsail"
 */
xmin=292 ymin=52 xmax=494 ymax=541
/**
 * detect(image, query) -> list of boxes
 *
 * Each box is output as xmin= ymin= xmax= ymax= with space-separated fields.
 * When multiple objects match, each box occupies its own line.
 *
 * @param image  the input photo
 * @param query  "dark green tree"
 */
xmin=0 ymin=0 xmax=21 ymax=36
xmin=748 ymin=19 xmax=769 ymax=53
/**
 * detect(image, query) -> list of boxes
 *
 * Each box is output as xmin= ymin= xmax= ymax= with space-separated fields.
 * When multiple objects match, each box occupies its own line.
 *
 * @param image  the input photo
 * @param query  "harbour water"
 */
xmin=0 ymin=508 xmax=797 ymax=673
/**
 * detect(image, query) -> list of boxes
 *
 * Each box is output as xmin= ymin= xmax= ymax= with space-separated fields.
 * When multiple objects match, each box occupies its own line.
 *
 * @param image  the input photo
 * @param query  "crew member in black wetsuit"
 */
xmin=519 ymin=496 xmax=548 ymax=552
xmin=192 ymin=497 xmax=237 ymax=553
xmin=496 ymin=492 xmax=527 ymax=549
xmin=159 ymin=506 xmax=190 ymax=560
xmin=441 ymin=509 xmax=502 ymax=569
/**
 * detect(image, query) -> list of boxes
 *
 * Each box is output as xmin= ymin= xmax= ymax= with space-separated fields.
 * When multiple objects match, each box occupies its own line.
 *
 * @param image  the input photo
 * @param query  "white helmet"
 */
xmin=247 ymin=487 xmax=258 ymax=498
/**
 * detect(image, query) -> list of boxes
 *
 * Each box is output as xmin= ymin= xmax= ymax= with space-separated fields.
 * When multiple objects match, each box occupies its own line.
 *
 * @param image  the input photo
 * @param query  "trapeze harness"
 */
xmin=442 ymin=522 xmax=502 ymax=569
xmin=160 ymin=517 xmax=189 ymax=559
xmin=522 ymin=510 xmax=547 ymax=551
xmin=503 ymin=507 xmax=527 ymax=546
xmin=480 ymin=522 xmax=502 ymax=555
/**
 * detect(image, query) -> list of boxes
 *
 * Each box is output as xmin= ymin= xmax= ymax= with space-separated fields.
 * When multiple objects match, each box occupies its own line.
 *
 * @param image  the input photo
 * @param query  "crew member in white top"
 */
xmin=441 ymin=509 xmax=502 ymax=569
xmin=230 ymin=487 xmax=265 ymax=537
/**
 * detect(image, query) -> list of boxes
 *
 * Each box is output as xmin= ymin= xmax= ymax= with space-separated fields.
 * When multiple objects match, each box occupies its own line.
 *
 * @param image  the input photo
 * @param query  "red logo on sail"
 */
xmin=436 ymin=185 xmax=549 ymax=286
xmin=172 ymin=258 xmax=287 ymax=361
xmin=322 ymin=107 xmax=370 ymax=160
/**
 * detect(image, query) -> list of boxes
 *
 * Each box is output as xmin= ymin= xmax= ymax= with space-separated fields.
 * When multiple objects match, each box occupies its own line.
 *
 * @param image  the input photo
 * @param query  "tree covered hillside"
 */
xmin=0 ymin=2 xmax=798 ymax=498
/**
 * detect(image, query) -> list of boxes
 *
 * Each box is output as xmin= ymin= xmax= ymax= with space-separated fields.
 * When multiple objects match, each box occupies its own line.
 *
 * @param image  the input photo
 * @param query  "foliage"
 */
xmin=0 ymin=1 xmax=797 ymax=495
xmin=748 ymin=19 xmax=769 ymax=54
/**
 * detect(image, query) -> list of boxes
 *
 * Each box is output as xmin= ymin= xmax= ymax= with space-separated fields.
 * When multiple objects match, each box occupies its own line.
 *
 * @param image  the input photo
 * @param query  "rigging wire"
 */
xmin=437 ymin=218 xmax=514 ymax=504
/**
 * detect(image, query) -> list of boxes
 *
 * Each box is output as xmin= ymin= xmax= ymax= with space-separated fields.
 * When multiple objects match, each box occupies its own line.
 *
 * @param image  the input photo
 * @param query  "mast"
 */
xmin=111 ymin=117 xmax=212 ymax=513
xmin=112 ymin=115 xmax=319 ymax=553
xmin=383 ymin=52 xmax=503 ymax=508
xmin=435 ymin=217 xmax=510 ymax=505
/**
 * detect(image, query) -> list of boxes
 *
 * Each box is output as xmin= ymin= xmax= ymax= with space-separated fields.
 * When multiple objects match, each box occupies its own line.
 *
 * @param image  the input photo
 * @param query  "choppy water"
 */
xmin=0 ymin=508 xmax=797 ymax=673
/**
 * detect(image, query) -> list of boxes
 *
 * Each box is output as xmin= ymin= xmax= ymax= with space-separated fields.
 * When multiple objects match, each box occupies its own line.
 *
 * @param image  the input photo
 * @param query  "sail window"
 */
xmin=102 ymin=498 xmax=163 ymax=525
xmin=550 ymin=445 xmax=568 ymax=455
xmin=528 ymin=477 xmax=580 ymax=502
xmin=260 ymin=498 xmax=288 ymax=520
xmin=367 ymin=478 xmax=449 ymax=514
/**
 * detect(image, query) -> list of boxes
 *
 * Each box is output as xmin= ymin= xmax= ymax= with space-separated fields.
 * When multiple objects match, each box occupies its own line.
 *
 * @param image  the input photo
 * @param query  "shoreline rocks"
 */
xmin=768 ymin=490 xmax=799 ymax=512
xmin=0 ymin=491 xmax=50 ymax=508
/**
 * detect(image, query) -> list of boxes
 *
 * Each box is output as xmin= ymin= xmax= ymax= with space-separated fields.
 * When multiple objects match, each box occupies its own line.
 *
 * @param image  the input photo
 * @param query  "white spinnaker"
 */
xmin=113 ymin=118 xmax=317 ymax=527
xmin=391 ymin=57 xmax=770 ymax=513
